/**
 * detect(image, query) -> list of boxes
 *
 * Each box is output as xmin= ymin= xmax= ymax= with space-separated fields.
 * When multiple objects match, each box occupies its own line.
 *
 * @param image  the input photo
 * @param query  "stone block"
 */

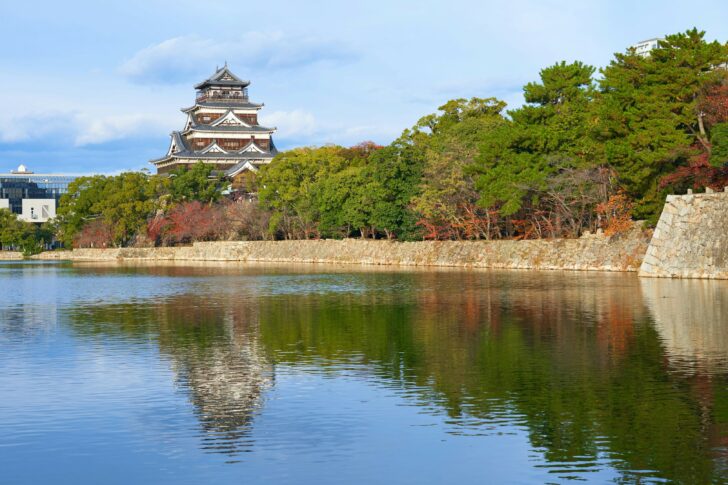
xmin=639 ymin=191 xmax=728 ymax=279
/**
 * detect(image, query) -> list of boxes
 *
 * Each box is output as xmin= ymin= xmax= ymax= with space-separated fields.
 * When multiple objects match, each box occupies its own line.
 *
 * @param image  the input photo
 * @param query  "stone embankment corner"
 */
xmin=640 ymin=188 xmax=728 ymax=279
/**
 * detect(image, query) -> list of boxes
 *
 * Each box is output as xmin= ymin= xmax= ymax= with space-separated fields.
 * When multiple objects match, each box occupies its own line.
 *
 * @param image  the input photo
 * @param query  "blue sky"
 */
xmin=1 ymin=0 xmax=727 ymax=174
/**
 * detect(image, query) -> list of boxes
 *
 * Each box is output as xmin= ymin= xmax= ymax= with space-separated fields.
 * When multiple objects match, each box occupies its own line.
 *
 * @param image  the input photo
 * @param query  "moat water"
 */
xmin=1 ymin=261 xmax=727 ymax=484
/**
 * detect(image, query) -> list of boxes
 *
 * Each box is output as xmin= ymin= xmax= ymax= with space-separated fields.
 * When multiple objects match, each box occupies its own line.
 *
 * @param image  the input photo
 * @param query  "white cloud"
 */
xmin=260 ymin=110 xmax=317 ymax=137
xmin=0 ymin=112 xmax=75 ymax=144
xmin=120 ymin=33 xmax=356 ymax=84
xmin=0 ymin=111 xmax=175 ymax=147
xmin=72 ymin=113 xmax=174 ymax=146
xmin=256 ymin=110 xmax=401 ymax=148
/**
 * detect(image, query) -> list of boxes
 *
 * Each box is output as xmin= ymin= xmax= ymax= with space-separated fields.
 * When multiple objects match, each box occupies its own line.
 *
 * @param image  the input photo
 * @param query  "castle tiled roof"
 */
xmin=194 ymin=66 xmax=250 ymax=90
xmin=150 ymin=151 xmax=275 ymax=164
xmin=149 ymin=132 xmax=277 ymax=165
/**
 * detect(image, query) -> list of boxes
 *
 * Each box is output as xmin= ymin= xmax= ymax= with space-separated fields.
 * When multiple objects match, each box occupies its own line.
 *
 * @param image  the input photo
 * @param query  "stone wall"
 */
xmin=640 ymin=189 xmax=728 ymax=279
xmin=32 ymin=227 xmax=650 ymax=272
xmin=0 ymin=251 xmax=23 ymax=260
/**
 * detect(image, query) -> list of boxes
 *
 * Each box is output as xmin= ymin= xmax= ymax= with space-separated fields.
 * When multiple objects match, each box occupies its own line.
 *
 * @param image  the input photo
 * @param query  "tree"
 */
xmin=471 ymin=61 xmax=605 ymax=236
xmin=365 ymin=140 xmax=424 ymax=239
xmin=410 ymin=98 xmax=507 ymax=239
xmin=166 ymin=201 xmax=224 ymax=244
xmin=57 ymin=172 xmax=166 ymax=247
xmin=73 ymin=219 xmax=114 ymax=248
xmin=257 ymin=146 xmax=349 ymax=239
xmin=315 ymin=166 xmax=375 ymax=238
xmin=0 ymin=209 xmax=27 ymax=250
xmin=169 ymin=162 xmax=226 ymax=203
xmin=710 ymin=123 xmax=728 ymax=167
xmin=698 ymin=83 xmax=728 ymax=167
xmin=55 ymin=175 xmax=107 ymax=246
xmin=147 ymin=201 xmax=227 ymax=246
xmin=0 ymin=209 xmax=52 ymax=255
xmin=222 ymin=199 xmax=272 ymax=241
xmin=596 ymin=28 xmax=728 ymax=221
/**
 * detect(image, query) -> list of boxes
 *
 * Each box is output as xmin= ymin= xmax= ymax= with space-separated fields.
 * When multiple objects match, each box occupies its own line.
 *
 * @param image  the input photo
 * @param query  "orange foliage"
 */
xmin=340 ymin=141 xmax=383 ymax=160
xmin=596 ymin=193 xmax=634 ymax=236
xmin=510 ymin=212 xmax=555 ymax=240
xmin=416 ymin=203 xmax=500 ymax=240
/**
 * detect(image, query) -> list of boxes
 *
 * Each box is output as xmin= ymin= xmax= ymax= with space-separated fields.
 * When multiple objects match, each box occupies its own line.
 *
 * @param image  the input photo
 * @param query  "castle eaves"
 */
xmin=186 ymin=123 xmax=276 ymax=133
xmin=150 ymin=151 xmax=275 ymax=165
xmin=181 ymin=101 xmax=264 ymax=112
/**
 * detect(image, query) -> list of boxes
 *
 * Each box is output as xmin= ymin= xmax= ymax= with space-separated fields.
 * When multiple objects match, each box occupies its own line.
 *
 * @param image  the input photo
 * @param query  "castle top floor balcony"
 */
xmin=196 ymin=88 xmax=249 ymax=104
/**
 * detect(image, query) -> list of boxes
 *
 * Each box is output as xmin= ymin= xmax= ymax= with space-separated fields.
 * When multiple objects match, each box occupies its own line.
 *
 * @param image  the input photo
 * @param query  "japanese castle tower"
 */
xmin=151 ymin=65 xmax=277 ymax=177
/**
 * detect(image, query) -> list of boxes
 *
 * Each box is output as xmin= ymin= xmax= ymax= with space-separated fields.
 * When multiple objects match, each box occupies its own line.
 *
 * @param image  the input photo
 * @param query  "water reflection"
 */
xmin=642 ymin=278 xmax=728 ymax=373
xmin=161 ymin=298 xmax=273 ymax=457
xmin=641 ymin=277 xmax=728 ymax=481
xmin=0 ymin=262 xmax=63 ymax=339
xmin=63 ymin=292 xmax=273 ymax=458
xmin=3 ymin=263 xmax=728 ymax=484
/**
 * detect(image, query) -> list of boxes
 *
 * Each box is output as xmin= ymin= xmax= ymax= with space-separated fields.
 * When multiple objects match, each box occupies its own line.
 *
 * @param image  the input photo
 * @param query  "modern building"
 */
xmin=629 ymin=37 xmax=727 ymax=70
xmin=151 ymin=65 xmax=278 ymax=182
xmin=0 ymin=165 xmax=76 ymax=223
xmin=630 ymin=38 xmax=662 ymax=57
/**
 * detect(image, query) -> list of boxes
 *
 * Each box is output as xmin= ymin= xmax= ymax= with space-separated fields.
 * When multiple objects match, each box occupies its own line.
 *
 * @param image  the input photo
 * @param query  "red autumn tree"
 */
xmin=146 ymin=213 xmax=171 ymax=246
xmin=146 ymin=201 xmax=226 ymax=246
xmin=73 ymin=219 xmax=114 ymax=248
xmin=698 ymin=84 xmax=728 ymax=127
xmin=660 ymin=148 xmax=728 ymax=191
xmin=660 ymin=82 xmax=728 ymax=190
xmin=167 ymin=201 xmax=225 ymax=244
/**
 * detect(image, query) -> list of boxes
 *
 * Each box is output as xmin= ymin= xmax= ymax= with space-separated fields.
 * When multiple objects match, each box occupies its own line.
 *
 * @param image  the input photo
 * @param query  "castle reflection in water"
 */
xmin=160 ymin=297 xmax=273 ymax=456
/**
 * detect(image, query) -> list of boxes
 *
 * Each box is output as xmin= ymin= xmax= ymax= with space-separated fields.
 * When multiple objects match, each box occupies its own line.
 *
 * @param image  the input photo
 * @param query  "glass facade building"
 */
xmin=0 ymin=168 xmax=77 ymax=218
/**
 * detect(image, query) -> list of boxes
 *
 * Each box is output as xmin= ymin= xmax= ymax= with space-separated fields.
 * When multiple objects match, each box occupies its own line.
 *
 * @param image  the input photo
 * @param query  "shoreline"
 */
xmin=25 ymin=230 xmax=650 ymax=273
xmin=0 ymin=251 xmax=23 ymax=260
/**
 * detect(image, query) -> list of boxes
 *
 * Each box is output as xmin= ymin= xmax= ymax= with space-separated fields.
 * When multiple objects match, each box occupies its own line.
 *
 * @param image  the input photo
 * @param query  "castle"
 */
xmin=151 ymin=65 xmax=278 ymax=184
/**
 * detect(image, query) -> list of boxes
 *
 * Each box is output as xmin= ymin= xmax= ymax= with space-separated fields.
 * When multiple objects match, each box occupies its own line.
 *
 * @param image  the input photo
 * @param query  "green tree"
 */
xmin=315 ymin=166 xmax=374 ymax=237
xmin=0 ymin=209 xmax=27 ymax=250
xmin=257 ymin=146 xmax=349 ymax=238
xmin=169 ymin=162 xmax=226 ymax=203
xmin=409 ymin=98 xmax=507 ymax=239
xmin=596 ymin=28 xmax=728 ymax=220
xmin=57 ymin=172 xmax=165 ymax=247
xmin=0 ymin=209 xmax=51 ymax=255
xmin=709 ymin=123 xmax=728 ymax=167
xmin=471 ymin=61 xmax=604 ymax=235
xmin=364 ymin=140 xmax=425 ymax=240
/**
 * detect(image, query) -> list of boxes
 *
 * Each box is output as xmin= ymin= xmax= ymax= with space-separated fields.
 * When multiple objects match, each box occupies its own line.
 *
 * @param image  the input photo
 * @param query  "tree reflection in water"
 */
xmin=60 ymin=266 xmax=728 ymax=482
